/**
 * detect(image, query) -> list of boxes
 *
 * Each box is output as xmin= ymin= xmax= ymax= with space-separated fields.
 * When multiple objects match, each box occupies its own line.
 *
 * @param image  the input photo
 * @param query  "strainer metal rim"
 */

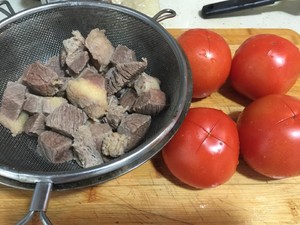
xmin=0 ymin=1 xmax=192 ymax=187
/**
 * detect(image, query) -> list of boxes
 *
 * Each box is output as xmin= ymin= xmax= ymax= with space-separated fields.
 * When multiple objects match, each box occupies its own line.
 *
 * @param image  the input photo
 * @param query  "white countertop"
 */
xmin=1 ymin=0 xmax=300 ymax=34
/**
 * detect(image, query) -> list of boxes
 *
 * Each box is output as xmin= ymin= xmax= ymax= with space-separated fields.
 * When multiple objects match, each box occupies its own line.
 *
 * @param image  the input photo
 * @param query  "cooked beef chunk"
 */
xmin=102 ymin=132 xmax=131 ymax=157
xmin=0 ymin=82 xmax=27 ymax=120
xmin=24 ymin=113 xmax=46 ymax=136
xmin=134 ymin=72 xmax=161 ymax=96
xmin=107 ymin=95 xmax=119 ymax=107
xmin=110 ymin=45 xmax=136 ymax=65
xmin=21 ymin=61 xmax=62 ymax=96
xmin=133 ymin=89 xmax=166 ymax=115
xmin=45 ymin=103 xmax=87 ymax=137
xmin=63 ymin=30 xmax=85 ymax=56
xmin=89 ymin=122 xmax=112 ymax=151
xmin=117 ymin=113 xmax=151 ymax=149
xmin=105 ymin=58 xmax=148 ymax=95
xmin=0 ymin=112 xmax=28 ymax=137
xmin=23 ymin=93 xmax=43 ymax=114
xmin=43 ymin=96 xmax=68 ymax=115
xmin=37 ymin=130 xmax=73 ymax=164
xmin=45 ymin=55 xmax=66 ymax=77
xmin=79 ymin=66 xmax=100 ymax=78
xmin=85 ymin=28 xmax=114 ymax=71
xmin=73 ymin=125 xmax=104 ymax=168
xmin=60 ymin=48 xmax=67 ymax=68
xmin=106 ymin=105 xmax=127 ymax=130
xmin=119 ymin=88 xmax=138 ymax=112
xmin=66 ymin=74 xmax=108 ymax=119
xmin=66 ymin=50 xmax=89 ymax=74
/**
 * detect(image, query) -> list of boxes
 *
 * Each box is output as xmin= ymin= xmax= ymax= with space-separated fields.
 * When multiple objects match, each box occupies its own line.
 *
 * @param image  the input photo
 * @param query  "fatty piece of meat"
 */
xmin=24 ymin=113 xmax=46 ymax=136
xmin=106 ymin=58 xmax=148 ymax=95
xmin=89 ymin=122 xmax=112 ymax=151
xmin=0 ymin=82 xmax=27 ymax=120
xmin=117 ymin=113 xmax=151 ymax=150
xmin=42 ymin=96 xmax=68 ymax=115
xmin=37 ymin=130 xmax=73 ymax=164
xmin=133 ymin=89 xmax=166 ymax=115
xmin=66 ymin=74 xmax=108 ymax=119
xmin=66 ymin=50 xmax=89 ymax=74
xmin=134 ymin=72 xmax=161 ymax=96
xmin=63 ymin=30 xmax=85 ymax=56
xmin=110 ymin=45 xmax=136 ymax=65
xmin=106 ymin=105 xmax=127 ymax=130
xmin=102 ymin=132 xmax=131 ymax=157
xmin=45 ymin=55 xmax=66 ymax=77
xmin=73 ymin=125 xmax=104 ymax=168
xmin=45 ymin=103 xmax=87 ymax=137
xmin=23 ymin=93 xmax=43 ymax=114
xmin=21 ymin=61 xmax=62 ymax=96
xmin=119 ymin=88 xmax=138 ymax=112
xmin=85 ymin=28 xmax=114 ymax=71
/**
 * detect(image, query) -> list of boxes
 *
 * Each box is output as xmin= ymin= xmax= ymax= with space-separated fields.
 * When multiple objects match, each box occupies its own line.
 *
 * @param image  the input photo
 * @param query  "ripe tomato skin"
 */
xmin=177 ymin=29 xmax=232 ymax=99
xmin=162 ymin=108 xmax=239 ymax=189
xmin=238 ymin=94 xmax=300 ymax=178
xmin=230 ymin=34 xmax=300 ymax=100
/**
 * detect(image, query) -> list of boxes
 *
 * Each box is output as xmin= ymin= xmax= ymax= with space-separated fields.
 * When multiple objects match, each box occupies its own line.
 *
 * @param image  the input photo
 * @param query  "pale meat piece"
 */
xmin=105 ymin=58 xmax=148 ymax=95
xmin=0 ymin=112 xmax=28 ymax=137
xmin=45 ymin=103 xmax=87 ymax=137
xmin=45 ymin=55 xmax=66 ymax=77
xmin=133 ymin=89 xmax=166 ymax=115
xmin=37 ymin=130 xmax=73 ymax=164
xmin=102 ymin=132 xmax=131 ymax=157
xmin=110 ymin=45 xmax=136 ymax=65
xmin=23 ymin=93 xmax=43 ymax=114
xmin=66 ymin=72 xmax=108 ymax=119
xmin=73 ymin=125 xmax=104 ymax=168
xmin=106 ymin=105 xmax=127 ymax=130
xmin=21 ymin=61 xmax=63 ymax=96
xmin=89 ymin=122 xmax=113 ymax=151
xmin=62 ymin=30 xmax=85 ymax=56
xmin=66 ymin=50 xmax=89 ymax=74
xmin=24 ymin=113 xmax=46 ymax=136
xmin=85 ymin=28 xmax=115 ymax=71
xmin=117 ymin=113 xmax=151 ymax=149
xmin=42 ymin=96 xmax=68 ymax=115
xmin=134 ymin=72 xmax=161 ymax=96
xmin=119 ymin=88 xmax=138 ymax=112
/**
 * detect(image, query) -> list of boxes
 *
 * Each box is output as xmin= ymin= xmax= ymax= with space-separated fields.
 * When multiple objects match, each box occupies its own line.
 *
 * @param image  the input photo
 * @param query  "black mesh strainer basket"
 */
xmin=0 ymin=1 xmax=192 ymax=224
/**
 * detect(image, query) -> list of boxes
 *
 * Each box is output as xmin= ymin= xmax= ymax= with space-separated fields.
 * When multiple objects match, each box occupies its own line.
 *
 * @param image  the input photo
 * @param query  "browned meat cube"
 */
xmin=21 ymin=61 xmax=62 ymax=96
xmin=66 ymin=73 xmax=108 ymax=119
xmin=89 ymin=122 xmax=113 ymax=151
xmin=23 ymin=93 xmax=43 ymax=114
xmin=102 ymin=132 xmax=131 ymax=157
xmin=45 ymin=103 xmax=87 ymax=137
xmin=0 ymin=82 xmax=27 ymax=120
xmin=133 ymin=89 xmax=166 ymax=115
xmin=105 ymin=58 xmax=148 ymax=95
xmin=85 ymin=28 xmax=114 ymax=71
xmin=37 ymin=130 xmax=73 ymax=164
xmin=110 ymin=45 xmax=136 ymax=65
xmin=24 ymin=113 xmax=46 ymax=136
xmin=73 ymin=125 xmax=104 ymax=168
xmin=117 ymin=113 xmax=151 ymax=149
xmin=119 ymin=88 xmax=138 ymax=112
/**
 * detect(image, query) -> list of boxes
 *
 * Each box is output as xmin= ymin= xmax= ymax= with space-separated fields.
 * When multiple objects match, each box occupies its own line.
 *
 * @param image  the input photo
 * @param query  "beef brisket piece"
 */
xmin=23 ymin=93 xmax=43 ymax=114
xmin=106 ymin=105 xmax=127 ymax=130
xmin=89 ymin=122 xmax=113 ymax=151
xmin=110 ymin=45 xmax=136 ymax=65
xmin=134 ymin=72 xmax=161 ymax=96
xmin=63 ymin=30 xmax=85 ymax=56
xmin=66 ymin=50 xmax=89 ymax=74
xmin=66 ymin=73 xmax=108 ymax=119
xmin=21 ymin=61 xmax=62 ymax=96
xmin=117 ymin=113 xmax=151 ymax=150
xmin=37 ymin=130 xmax=73 ymax=164
xmin=0 ymin=81 xmax=27 ymax=120
xmin=45 ymin=103 xmax=87 ymax=137
xmin=105 ymin=58 xmax=148 ymax=95
xmin=119 ymin=88 xmax=138 ymax=112
xmin=85 ymin=28 xmax=114 ymax=71
xmin=102 ymin=132 xmax=131 ymax=157
xmin=133 ymin=89 xmax=166 ymax=115
xmin=24 ymin=113 xmax=46 ymax=136
xmin=42 ymin=96 xmax=68 ymax=115
xmin=73 ymin=125 xmax=104 ymax=168
xmin=45 ymin=55 xmax=66 ymax=77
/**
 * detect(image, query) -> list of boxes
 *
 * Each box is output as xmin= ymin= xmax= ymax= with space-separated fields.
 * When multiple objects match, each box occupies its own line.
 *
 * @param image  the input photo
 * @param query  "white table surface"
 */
xmin=1 ymin=0 xmax=299 ymax=34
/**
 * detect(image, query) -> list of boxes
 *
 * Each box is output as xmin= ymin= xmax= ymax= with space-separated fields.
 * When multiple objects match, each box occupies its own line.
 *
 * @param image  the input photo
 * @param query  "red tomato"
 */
xmin=230 ymin=34 xmax=300 ymax=100
xmin=177 ymin=29 xmax=232 ymax=99
xmin=162 ymin=108 xmax=239 ymax=189
xmin=238 ymin=94 xmax=300 ymax=178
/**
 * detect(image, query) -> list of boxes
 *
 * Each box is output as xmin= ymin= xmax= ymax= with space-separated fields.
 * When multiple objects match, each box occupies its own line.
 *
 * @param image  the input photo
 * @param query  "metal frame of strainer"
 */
xmin=0 ymin=1 xmax=192 ymax=224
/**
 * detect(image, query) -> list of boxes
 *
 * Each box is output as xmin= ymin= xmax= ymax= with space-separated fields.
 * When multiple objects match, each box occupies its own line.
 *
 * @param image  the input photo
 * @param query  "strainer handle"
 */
xmin=16 ymin=182 xmax=53 ymax=225
xmin=0 ymin=0 xmax=15 ymax=18
xmin=152 ymin=9 xmax=176 ymax=23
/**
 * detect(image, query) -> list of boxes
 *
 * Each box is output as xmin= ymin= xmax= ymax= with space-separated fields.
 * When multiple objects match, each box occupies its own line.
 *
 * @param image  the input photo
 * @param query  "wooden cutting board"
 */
xmin=1 ymin=29 xmax=300 ymax=225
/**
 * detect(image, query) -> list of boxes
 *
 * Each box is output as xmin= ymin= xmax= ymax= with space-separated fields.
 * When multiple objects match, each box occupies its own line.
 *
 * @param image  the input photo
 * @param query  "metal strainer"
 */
xmin=0 ymin=1 xmax=192 ymax=224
